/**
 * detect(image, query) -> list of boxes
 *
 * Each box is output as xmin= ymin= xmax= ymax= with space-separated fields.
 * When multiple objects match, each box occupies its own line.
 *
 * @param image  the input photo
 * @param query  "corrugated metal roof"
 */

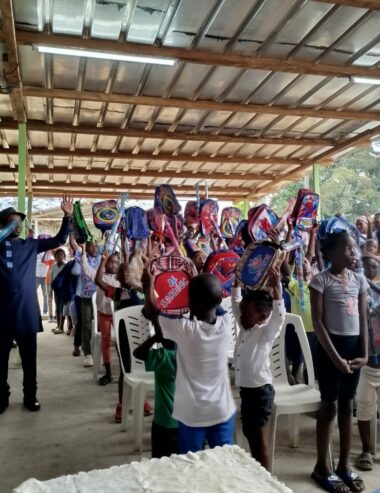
xmin=0 ymin=0 xmax=380 ymax=202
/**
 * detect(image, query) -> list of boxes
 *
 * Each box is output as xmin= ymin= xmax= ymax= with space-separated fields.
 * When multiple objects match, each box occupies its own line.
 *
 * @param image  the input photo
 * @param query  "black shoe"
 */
xmin=23 ymin=398 xmax=41 ymax=412
xmin=0 ymin=399 xmax=9 ymax=414
xmin=98 ymin=374 xmax=112 ymax=386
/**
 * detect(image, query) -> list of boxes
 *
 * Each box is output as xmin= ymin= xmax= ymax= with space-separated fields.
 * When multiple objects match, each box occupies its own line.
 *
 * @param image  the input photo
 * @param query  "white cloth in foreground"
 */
xmin=15 ymin=445 xmax=292 ymax=493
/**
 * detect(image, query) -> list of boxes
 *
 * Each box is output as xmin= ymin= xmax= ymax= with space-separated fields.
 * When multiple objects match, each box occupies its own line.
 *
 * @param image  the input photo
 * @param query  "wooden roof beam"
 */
xmin=0 ymin=119 xmax=334 ymax=147
xmin=0 ymin=188 xmax=247 ymax=201
xmin=252 ymin=124 xmax=380 ymax=198
xmin=0 ymin=165 xmax=275 ymax=182
xmin=0 ymin=180 xmax=252 ymax=196
xmin=23 ymin=86 xmax=380 ymax=123
xmin=0 ymin=146 xmax=302 ymax=167
xmin=8 ymin=29 xmax=380 ymax=79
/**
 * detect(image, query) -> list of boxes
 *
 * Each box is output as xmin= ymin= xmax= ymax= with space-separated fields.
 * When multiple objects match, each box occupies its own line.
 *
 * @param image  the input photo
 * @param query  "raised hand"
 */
xmin=61 ymin=194 xmax=74 ymax=217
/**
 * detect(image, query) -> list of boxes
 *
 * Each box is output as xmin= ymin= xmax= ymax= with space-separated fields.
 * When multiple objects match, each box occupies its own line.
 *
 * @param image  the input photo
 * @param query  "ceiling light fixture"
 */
xmin=350 ymin=75 xmax=380 ymax=85
xmin=34 ymin=45 xmax=177 ymax=66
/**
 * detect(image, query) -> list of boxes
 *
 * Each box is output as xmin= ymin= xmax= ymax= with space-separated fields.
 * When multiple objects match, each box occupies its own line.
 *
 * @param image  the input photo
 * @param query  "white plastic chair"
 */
xmin=113 ymin=305 xmax=154 ymax=453
xmin=220 ymin=297 xmax=238 ymax=362
xmin=370 ymin=405 xmax=378 ymax=457
xmin=91 ymin=292 xmax=103 ymax=381
xmin=268 ymin=313 xmax=322 ymax=472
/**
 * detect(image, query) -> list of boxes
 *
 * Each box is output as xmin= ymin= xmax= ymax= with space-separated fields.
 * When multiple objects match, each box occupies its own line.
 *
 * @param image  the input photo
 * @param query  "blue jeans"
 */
xmin=178 ymin=413 xmax=235 ymax=454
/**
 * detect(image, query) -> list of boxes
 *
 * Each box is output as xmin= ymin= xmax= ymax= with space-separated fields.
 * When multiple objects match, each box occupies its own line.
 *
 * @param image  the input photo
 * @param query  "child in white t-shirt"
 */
xmin=143 ymin=271 xmax=236 ymax=454
xmin=232 ymin=266 xmax=285 ymax=470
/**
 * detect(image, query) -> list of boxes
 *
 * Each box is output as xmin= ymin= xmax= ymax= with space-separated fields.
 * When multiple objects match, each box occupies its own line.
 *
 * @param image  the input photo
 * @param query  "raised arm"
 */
xmin=133 ymin=334 xmax=159 ymax=362
xmin=95 ymin=253 xmax=111 ymax=293
xmin=81 ymin=246 xmax=96 ymax=282
xmin=305 ymin=223 xmax=318 ymax=263
xmin=37 ymin=194 xmax=73 ymax=253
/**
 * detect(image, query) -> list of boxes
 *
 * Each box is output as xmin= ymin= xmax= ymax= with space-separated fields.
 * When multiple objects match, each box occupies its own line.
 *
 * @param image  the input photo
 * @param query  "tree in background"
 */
xmin=267 ymin=148 xmax=380 ymax=221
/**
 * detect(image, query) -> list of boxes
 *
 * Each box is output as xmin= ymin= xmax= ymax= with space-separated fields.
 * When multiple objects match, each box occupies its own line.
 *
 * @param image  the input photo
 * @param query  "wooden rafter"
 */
xmin=0 ymin=119 xmax=335 ymax=148
xmin=0 ymin=146 xmax=303 ymax=167
xmin=0 ymin=165 xmax=275 ymax=182
xmin=23 ymin=86 xmax=380 ymax=123
xmin=0 ymin=180 xmax=251 ymax=196
xmin=317 ymin=1 xmax=380 ymax=10
xmin=8 ymin=29 xmax=380 ymax=79
xmin=0 ymin=188 xmax=247 ymax=201
xmin=253 ymin=124 xmax=380 ymax=198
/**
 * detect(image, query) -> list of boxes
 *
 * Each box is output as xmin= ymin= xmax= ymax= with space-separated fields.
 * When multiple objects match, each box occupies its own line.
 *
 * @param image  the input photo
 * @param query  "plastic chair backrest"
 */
xmin=270 ymin=313 xmax=315 ymax=387
xmin=113 ymin=306 xmax=152 ymax=374
xmin=220 ymin=297 xmax=238 ymax=348
xmin=92 ymin=292 xmax=98 ymax=334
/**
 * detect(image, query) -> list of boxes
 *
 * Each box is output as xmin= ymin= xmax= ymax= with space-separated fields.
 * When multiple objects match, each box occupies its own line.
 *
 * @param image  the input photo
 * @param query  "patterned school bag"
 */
xmin=146 ymin=208 xmax=158 ymax=231
xmin=220 ymin=207 xmax=241 ymax=239
xmin=184 ymin=201 xmax=200 ymax=228
xmin=154 ymin=185 xmax=181 ymax=217
xmin=92 ymin=200 xmax=119 ymax=236
xmin=231 ymin=220 xmax=250 ymax=256
xmin=200 ymin=199 xmax=219 ymax=236
xmin=247 ymin=205 xmax=279 ymax=242
xmin=149 ymin=256 xmax=195 ymax=315
xmin=236 ymin=241 xmax=285 ymax=291
xmin=73 ymin=201 xmax=93 ymax=244
xmin=292 ymin=189 xmax=319 ymax=231
xmin=204 ymin=249 xmax=240 ymax=297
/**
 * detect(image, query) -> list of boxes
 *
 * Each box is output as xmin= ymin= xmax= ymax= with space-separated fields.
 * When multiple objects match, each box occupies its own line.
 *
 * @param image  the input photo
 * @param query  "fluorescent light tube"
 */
xmin=350 ymin=75 xmax=380 ymax=85
xmin=35 ymin=45 xmax=177 ymax=66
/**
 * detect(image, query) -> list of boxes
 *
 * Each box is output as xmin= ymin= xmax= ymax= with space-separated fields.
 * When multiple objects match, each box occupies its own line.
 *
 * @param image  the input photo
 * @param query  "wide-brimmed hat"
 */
xmin=0 ymin=207 xmax=26 ymax=225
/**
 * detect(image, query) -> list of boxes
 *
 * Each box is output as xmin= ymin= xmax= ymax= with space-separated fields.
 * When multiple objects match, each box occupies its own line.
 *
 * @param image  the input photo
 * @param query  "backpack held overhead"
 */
xmin=92 ymin=200 xmax=119 ymax=236
xmin=149 ymin=256 xmax=195 ymax=315
xmin=236 ymin=241 xmax=285 ymax=291
xmin=292 ymin=188 xmax=319 ymax=231
xmin=73 ymin=201 xmax=93 ymax=244
xmin=220 ymin=207 xmax=241 ymax=239
xmin=203 ymin=249 xmax=240 ymax=297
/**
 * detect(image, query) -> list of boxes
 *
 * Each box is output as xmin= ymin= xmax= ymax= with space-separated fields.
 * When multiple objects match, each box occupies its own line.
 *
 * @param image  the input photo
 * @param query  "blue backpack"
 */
xmin=123 ymin=207 xmax=150 ymax=240
xmin=51 ymin=261 xmax=77 ymax=303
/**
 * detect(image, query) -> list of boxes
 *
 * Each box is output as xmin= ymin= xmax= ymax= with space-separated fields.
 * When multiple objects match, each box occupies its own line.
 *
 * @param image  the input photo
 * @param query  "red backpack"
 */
xmin=220 ymin=207 xmax=241 ymax=239
xmin=204 ymin=249 xmax=240 ymax=297
xmin=247 ymin=205 xmax=279 ymax=241
xmin=292 ymin=188 xmax=319 ymax=231
xmin=149 ymin=256 xmax=195 ymax=315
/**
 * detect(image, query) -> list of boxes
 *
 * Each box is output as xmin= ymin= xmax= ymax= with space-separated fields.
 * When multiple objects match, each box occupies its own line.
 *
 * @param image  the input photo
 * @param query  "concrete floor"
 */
xmin=1 ymin=324 xmax=379 ymax=493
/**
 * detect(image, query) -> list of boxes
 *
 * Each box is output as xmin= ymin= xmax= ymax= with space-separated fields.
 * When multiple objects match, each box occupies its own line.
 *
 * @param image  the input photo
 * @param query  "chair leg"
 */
xmin=133 ymin=383 xmax=146 ymax=454
xmin=370 ymin=406 xmax=377 ymax=457
xmin=121 ymin=382 xmax=130 ymax=431
xmin=288 ymin=414 xmax=300 ymax=448
xmin=267 ymin=412 xmax=278 ymax=473
xmin=328 ymin=444 xmax=335 ymax=471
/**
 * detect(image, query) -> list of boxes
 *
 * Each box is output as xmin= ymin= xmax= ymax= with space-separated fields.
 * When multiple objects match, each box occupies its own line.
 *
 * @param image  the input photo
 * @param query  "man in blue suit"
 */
xmin=0 ymin=194 xmax=73 ymax=413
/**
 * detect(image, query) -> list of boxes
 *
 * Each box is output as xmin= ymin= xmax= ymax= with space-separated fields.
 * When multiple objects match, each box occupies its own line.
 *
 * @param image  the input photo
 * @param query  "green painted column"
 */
xmin=18 ymin=123 xmax=27 ymax=237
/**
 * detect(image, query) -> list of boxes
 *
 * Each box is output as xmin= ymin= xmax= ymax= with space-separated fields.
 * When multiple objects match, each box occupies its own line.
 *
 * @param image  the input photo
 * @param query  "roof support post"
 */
xmin=17 ymin=122 xmax=27 ymax=238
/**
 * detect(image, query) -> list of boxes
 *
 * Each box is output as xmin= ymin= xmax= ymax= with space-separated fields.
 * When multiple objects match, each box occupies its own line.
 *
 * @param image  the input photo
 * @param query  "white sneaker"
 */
xmin=83 ymin=355 xmax=94 ymax=368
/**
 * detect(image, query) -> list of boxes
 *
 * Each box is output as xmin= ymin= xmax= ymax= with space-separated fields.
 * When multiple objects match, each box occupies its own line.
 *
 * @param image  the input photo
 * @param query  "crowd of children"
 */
xmin=5 ymin=195 xmax=380 ymax=493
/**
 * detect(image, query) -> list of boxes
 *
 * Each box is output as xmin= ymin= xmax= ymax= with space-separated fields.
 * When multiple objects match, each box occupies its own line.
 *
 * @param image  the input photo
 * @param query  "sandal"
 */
xmin=99 ymin=374 xmax=112 ymax=386
xmin=335 ymin=469 xmax=365 ymax=492
xmin=311 ymin=471 xmax=349 ymax=493
xmin=355 ymin=452 xmax=373 ymax=471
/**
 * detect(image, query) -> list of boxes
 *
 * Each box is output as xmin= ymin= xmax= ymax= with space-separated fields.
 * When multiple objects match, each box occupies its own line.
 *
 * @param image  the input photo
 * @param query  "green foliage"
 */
xmin=268 ymin=148 xmax=380 ymax=220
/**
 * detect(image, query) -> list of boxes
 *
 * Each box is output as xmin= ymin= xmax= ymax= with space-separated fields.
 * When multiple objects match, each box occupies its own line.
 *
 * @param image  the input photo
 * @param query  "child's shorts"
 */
xmin=356 ymin=365 xmax=380 ymax=421
xmin=151 ymin=421 xmax=180 ymax=459
xmin=316 ymin=334 xmax=361 ymax=402
xmin=240 ymin=384 xmax=275 ymax=434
